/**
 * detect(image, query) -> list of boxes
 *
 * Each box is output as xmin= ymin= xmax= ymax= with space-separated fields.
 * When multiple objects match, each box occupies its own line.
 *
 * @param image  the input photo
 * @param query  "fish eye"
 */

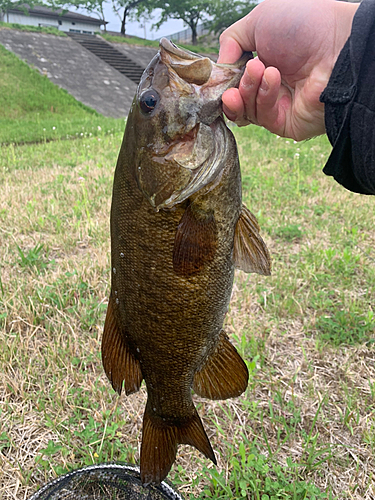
xmin=139 ymin=90 xmax=159 ymax=114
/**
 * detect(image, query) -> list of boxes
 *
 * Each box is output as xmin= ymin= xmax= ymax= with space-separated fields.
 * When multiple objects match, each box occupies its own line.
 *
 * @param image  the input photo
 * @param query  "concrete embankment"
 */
xmin=0 ymin=28 xmax=158 ymax=117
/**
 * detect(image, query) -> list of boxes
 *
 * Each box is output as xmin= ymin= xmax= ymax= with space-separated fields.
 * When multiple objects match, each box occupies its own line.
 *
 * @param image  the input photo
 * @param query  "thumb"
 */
xmin=218 ymin=37 xmax=244 ymax=64
xmin=218 ymin=11 xmax=257 ymax=64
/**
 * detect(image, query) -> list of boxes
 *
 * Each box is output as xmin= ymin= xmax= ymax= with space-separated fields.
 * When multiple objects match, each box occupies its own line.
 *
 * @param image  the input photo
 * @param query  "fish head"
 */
xmin=131 ymin=38 xmax=252 ymax=211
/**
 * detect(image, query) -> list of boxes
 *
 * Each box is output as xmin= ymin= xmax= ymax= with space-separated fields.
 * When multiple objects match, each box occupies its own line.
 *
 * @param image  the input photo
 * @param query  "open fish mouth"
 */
xmin=160 ymin=38 xmax=205 ymax=62
xmin=135 ymin=40 xmax=253 ymax=212
xmin=156 ymin=118 xmax=228 ymax=211
xmin=136 ymin=118 xmax=227 ymax=212
xmin=151 ymin=123 xmax=200 ymax=158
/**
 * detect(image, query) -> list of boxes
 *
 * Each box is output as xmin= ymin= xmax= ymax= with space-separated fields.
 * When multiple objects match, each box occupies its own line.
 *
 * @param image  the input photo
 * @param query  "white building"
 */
xmin=0 ymin=4 xmax=105 ymax=34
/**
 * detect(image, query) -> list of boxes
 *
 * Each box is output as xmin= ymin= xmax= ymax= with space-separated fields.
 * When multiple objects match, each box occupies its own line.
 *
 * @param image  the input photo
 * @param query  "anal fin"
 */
xmin=193 ymin=331 xmax=249 ymax=400
xmin=102 ymin=295 xmax=143 ymax=395
xmin=141 ymin=403 xmax=216 ymax=485
xmin=233 ymin=204 xmax=271 ymax=275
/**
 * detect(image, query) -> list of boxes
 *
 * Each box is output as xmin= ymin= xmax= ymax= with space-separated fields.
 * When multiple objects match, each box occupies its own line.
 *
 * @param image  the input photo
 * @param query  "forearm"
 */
xmin=321 ymin=0 xmax=375 ymax=194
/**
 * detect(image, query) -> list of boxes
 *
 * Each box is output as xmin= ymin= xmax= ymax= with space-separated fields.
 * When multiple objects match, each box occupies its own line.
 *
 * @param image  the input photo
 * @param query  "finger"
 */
xmin=222 ymin=88 xmax=245 ymax=122
xmin=217 ymin=36 xmax=243 ymax=64
xmin=255 ymin=67 xmax=289 ymax=135
xmin=238 ymin=58 xmax=265 ymax=124
xmin=256 ymin=67 xmax=281 ymax=115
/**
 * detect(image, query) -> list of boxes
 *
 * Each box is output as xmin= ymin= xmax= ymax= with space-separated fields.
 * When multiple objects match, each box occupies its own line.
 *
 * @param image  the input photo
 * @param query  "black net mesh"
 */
xmin=28 ymin=464 xmax=184 ymax=500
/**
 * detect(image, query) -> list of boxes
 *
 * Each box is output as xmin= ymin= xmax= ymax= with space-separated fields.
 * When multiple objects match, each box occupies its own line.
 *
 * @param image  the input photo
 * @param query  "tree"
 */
xmin=44 ymin=0 xmax=109 ymax=31
xmin=53 ymin=0 xmax=151 ymax=35
xmin=112 ymin=0 xmax=152 ymax=36
xmin=138 ymin=0 xmax=212 ymax=45
xmin=0 ymin=0 xmax=35 ymax=22
xmin=80 ymin=0 xmax=108 ymax=30
xmin=205 ymin=0 xmax=258 ymax=35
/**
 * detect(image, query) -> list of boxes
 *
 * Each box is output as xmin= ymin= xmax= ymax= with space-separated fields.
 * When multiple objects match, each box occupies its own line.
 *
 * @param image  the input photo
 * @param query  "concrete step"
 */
xmin=67 ymin=32 xmax=145 ymax=84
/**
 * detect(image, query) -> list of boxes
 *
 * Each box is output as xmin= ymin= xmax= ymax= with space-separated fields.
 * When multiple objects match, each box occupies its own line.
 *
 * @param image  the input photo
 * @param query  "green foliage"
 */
xmin=47 ymin=0 xmax=108 ymax=32
xmin=315 ymin=308 xmax=375 ymax=347
xmin=0 ymin=21 xmax=66 ymax=35
xmin=101 ymin=31 xmax=218 ymax=54
xmin=100 ymin=32 xmax=159 ymax=47
xmin=0 ymin=0 xmax=33 ymax=17
xmin=205 ymin=0 xmax=257 ymax=35
xmin=201 ymin=454 xmax=330 ymax=499
xmin=16 ymin=243 xmax=54 ymax=274
xmin=136 ymin=0 xmax=213 ymax=44
xmin=273 ymin=224 xmax=303 ymax=242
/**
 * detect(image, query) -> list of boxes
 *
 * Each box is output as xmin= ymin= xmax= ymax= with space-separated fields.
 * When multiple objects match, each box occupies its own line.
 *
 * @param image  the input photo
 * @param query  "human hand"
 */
xmin=218 ymin=0 xmax=359 ymax=141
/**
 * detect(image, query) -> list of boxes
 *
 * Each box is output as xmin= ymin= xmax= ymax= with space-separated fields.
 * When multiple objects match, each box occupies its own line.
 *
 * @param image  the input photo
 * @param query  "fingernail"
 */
xmin=241 ymin=72 xmax=256 ymax=90
xmin=259 ymin=76 xmax=269 ymax=93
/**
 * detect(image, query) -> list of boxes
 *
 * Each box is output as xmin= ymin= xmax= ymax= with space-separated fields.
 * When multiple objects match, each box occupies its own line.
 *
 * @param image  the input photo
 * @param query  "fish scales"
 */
xmin=112 ymin=128 xmax=240 ymax=408
xmin=102 ymin=38 xmax=271 ymax=486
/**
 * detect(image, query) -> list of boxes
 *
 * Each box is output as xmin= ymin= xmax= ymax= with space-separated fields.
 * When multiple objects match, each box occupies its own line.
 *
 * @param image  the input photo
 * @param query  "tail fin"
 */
xmin=140 ymin=402 xmax=216 ymax=485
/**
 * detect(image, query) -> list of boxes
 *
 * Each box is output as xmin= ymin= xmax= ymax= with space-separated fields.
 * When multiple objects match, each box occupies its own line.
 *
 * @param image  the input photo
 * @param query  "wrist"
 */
xmin=333 ymin=1 xmax=359 ymax=64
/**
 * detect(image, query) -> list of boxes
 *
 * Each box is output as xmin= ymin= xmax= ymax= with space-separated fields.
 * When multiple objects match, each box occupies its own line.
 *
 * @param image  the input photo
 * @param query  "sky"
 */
xmin=75 ymin=0 xmax=264 ymax=40
xmin=76 ymin=3 xmax=186 ymax=40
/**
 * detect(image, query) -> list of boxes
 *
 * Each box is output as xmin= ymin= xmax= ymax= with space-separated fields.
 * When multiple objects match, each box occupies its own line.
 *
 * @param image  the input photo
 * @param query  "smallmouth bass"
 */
xmin=102 ymin=38 xmax=271 ymax=485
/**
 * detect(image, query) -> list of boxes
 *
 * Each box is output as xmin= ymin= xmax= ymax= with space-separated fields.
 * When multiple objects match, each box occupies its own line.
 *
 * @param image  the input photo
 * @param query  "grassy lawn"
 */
xmin=0 ymin=43 xmax=125 ymax=145
xmin=0 ymin=22 xmax=67 ymax=37
xmin=100 ymin=32 xmax=219 ymax=55
xmin=0 ymin=122 xmax=374 ymax=499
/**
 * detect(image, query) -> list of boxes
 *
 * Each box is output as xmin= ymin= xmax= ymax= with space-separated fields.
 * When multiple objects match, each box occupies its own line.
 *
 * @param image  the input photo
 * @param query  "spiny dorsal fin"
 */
xmin=101 ymin=295 xmax=143 ymax=396
xmin=233 ymin=205 xmax=271 ymax=275
xmin=193 ymin=331 xmax=249 ymax=400
xmin=141 ymin=402 xmax=216 ymax=486
xmin=173 ymin=203 xmax=217 ymax=278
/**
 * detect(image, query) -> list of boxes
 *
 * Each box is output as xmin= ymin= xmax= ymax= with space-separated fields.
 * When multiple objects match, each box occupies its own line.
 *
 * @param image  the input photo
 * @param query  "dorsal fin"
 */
xmin=101 ymin=295 xmax=143 ymax=395
xmin=233 ymin=205 xmax=271 ymax=275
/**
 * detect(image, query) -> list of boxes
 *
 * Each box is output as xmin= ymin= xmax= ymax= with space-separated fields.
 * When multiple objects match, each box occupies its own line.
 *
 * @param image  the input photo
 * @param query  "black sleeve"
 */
xmin=319 ymin=0 xmax=375 ymax=195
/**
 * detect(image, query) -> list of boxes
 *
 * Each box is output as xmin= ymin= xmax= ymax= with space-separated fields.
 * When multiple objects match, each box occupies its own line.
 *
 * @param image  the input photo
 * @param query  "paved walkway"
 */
xmin=0 ymin=28 xmax=158 ymax=117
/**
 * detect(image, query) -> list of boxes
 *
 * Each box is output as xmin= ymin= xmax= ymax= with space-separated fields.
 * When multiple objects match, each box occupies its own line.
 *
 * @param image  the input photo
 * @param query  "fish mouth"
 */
xmin=160 ymin=37 xmax=253 ymax=73
xmin=159 ymin=38 xmax=252 ymax=89
xmin=135 ymin=41 xmax=253 ymax=211
xmin=136 ymin=119 xmax=227 ymax=212
xmin=159 ymin=38 xmax=252 ymax=69
xmin=160 ymin=38 xmax=213 ymax=86
xmin=155 ymin=118 xmax=227 ymax=211
xmin=152 ymin=123 xmax=200 ymax=157
xmin=160 ymin=38 xmax=204 ymax=62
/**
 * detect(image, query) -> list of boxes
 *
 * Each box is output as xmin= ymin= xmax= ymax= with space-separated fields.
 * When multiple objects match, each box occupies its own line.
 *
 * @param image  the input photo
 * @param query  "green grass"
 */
xmin=0 ymin=21 xmax=66 ymax=36
xmin=101 ymin=32 xmax=160 ymax=48
xmin=0 ymin=124 xmax=374 ymax=499
xmin=100 ymin=32 xmax=219 ymax=54
xmin=0 ymin=42 xmax=125 ymax=144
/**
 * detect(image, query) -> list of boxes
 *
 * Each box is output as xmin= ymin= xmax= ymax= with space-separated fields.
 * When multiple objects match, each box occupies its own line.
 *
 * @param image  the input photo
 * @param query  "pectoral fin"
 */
xmin=193 ymin=331 xmax=249 ymax=400
xmin=233 ymin=205 xmax=271 ymax=275
xmin=102 ymin=295 xmax=143 ymax=396
xmin=173 ymin=203 xmax=217 ymax=277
